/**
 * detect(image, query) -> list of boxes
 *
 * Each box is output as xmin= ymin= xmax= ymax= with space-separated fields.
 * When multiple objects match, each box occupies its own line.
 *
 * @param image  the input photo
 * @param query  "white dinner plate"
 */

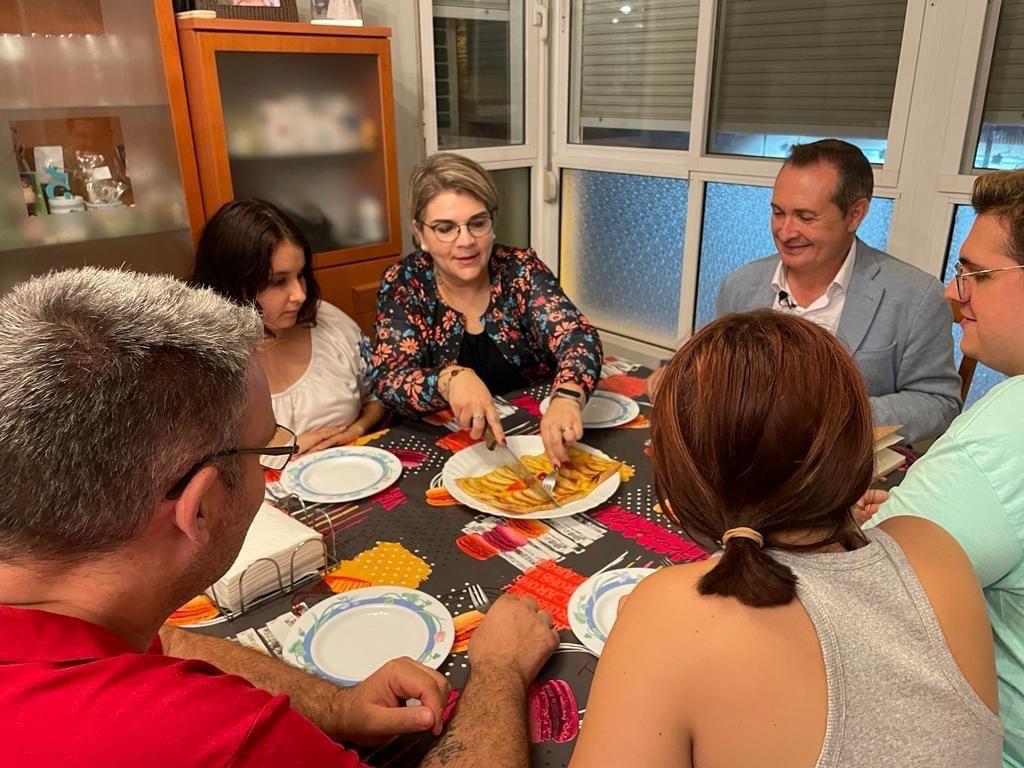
xmin=279 ymin=446 xmax=402 ymax=503
xmin=441 ymin=434 xmax=621 ymax=520
xmin=569 ymin=568 xmax=657 ymax=656
xmin=540 ymin=390 xmax=640 ymax=429
xmin=283 ymin=587 xmax=455 ymax=686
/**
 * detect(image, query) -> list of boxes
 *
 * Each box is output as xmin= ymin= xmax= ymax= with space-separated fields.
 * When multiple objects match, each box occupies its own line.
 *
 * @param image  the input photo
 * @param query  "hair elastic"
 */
xmin=721 ymin=527 xmax=765 ymax=548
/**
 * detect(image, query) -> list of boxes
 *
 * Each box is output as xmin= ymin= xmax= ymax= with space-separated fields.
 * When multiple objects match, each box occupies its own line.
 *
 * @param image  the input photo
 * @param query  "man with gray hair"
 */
xmin=0 ymin=268 xmax=557 ymax=767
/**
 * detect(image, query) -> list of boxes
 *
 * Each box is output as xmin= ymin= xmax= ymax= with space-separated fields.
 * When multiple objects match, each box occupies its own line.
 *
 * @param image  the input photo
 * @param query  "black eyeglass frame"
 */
xmin=165 ymin=424 xmax=298 ymax=500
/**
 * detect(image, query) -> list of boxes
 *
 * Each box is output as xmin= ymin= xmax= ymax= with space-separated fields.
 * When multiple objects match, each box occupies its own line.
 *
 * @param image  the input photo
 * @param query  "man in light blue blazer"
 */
xmin=716 ymin=140 xmax=960 ymax=444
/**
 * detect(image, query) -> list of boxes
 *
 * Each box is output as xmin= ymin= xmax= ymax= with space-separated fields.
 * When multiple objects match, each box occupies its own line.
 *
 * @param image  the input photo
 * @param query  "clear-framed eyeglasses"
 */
xmin=954 ymin=261 xmax=1024 ymax=301
xmin=420 ymin=215 xmax=494 ymax=243
xmin=165 ymin=424 xmax=298 ymax=500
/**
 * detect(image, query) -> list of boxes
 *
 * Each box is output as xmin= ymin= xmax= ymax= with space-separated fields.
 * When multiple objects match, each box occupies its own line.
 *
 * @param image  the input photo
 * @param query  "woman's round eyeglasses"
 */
xmin=420 ymin=216 xmax=494 ymax=243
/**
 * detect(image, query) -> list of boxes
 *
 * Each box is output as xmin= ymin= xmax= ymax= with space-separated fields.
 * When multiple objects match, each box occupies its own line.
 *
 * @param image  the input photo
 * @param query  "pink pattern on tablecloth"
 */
xmin=509 ymin=393 xmax=542 ymax=418
xmin=456 ymin=533 xmax=499 ymax=560
xmin=369 ymin=485 xmax=407 ymax=511
xmin=592 ymin=504 xmax=708 ymax=563
xmin=529 ymin=679 xmax=579 ymax=743
xmin=388 ymin=447 xmax=427 ymax=469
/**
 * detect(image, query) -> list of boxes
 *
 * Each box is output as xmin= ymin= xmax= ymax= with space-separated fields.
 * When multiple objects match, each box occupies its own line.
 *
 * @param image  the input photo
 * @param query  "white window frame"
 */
xmin=416 ymin=0 xmax=1001 ymax=366
xmin=419 ymin=0 xmax=551 ymax=252
xmin=544 ymin=0 xmax=929 ymax=363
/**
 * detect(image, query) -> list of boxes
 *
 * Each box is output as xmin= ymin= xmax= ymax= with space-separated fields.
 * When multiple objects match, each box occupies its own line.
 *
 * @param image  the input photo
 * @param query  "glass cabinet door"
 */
xmin=0 ymin=0 xmax=194 ymax=290
xmin=180 ymin=26 xmax=401 ymax=266
xmin=217 ymin=50 xmax=388 ymax=253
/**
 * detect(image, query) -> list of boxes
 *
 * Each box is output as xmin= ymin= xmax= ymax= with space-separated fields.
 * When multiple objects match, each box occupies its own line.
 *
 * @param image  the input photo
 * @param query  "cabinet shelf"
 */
xmin=229 ymin=148 xmax=377 ymax=161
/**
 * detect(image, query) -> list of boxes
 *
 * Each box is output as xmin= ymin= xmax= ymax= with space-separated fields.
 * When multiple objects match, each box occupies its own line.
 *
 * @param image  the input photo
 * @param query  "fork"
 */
xmin=590 ymin=550 xmax=629 ymax=578
xmin=541 ymin=469 xmax=557 ymax=496
xmin=467 ymin=583 xmax=491 ymax=613
xmin=503 ymin=421 xmax=534 ymax=437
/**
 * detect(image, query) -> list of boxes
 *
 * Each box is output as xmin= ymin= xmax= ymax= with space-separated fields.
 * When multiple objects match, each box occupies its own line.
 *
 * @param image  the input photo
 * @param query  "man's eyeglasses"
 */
xmin=165 ymin=424 xmax=298 ymax=500
xmin=420 ymin=216 xmax=494 ymax=243
xmin=954 ymin=261 xmax=1024 ymax=301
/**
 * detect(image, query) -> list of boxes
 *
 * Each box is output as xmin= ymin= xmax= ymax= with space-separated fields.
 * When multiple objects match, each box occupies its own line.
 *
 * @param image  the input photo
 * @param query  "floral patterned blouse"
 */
xmin=368 ymin=244 xmax=603 ymax=416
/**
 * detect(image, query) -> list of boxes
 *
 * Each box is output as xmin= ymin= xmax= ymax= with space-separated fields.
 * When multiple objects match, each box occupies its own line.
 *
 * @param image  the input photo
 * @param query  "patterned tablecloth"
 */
xmin=178 ymin=366 xmax=715 ymax=767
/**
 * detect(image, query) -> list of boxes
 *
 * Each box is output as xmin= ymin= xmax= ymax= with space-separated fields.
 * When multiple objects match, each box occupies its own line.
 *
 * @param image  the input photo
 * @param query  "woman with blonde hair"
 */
xmin=569 ymin=310 xmax=1001 ymax=768
xmin=369 ymin=153 xmax=602 ymax=465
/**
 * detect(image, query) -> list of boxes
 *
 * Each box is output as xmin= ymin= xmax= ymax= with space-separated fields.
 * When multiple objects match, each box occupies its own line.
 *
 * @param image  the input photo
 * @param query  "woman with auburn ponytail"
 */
xmin=569 ymin=311 xmax=1001 ymax=768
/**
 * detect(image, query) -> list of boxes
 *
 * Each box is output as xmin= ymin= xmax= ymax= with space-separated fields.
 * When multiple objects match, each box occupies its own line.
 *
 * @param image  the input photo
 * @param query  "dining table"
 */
xmin=178 ymin=361 xmax=905 ymax=767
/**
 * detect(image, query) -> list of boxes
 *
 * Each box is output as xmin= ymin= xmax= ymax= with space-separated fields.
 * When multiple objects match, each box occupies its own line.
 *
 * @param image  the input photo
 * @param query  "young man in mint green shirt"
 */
xmin=873 ymin=171 xmax=1024 ymax=767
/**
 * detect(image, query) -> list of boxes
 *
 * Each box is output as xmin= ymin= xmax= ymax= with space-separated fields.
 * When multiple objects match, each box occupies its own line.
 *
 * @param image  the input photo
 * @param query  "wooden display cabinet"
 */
xmin=160 ymin=11 xmax=403 ymax=330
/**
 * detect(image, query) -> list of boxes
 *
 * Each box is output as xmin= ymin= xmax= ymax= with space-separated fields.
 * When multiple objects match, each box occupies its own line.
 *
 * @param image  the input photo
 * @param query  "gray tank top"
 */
xmin=769 ymin=528 xmax=1003 ymax=767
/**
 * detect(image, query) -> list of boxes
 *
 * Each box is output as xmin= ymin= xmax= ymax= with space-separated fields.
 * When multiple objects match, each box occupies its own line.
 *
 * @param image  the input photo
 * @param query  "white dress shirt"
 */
xmin=769 ymin=239 xmax=857 ymax=335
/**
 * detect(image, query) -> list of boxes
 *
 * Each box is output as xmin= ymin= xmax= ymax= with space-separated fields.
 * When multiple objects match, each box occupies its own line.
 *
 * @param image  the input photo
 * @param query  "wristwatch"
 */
xmin=552 ymin=386 xmax=586 ymax=408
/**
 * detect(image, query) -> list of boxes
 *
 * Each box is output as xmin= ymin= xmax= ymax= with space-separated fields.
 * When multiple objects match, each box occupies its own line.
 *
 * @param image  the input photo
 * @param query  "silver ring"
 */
xmin=561 ymin=427 xmax=573 ymax=433
xmin=471 ymin=413 xmax=485 ymax=422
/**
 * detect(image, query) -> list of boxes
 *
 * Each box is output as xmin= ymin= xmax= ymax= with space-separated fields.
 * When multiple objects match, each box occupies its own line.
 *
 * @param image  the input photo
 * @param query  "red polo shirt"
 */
xmin=0 ymin=605 xmax=367 ymax=767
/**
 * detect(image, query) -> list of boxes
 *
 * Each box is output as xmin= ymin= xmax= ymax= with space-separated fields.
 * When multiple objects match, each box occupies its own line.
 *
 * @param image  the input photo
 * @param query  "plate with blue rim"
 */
xmin=283 ymin=587 xmax=455 ymax=686
xmin=279 ymin=445 xmax=402 ymax=503
xmin=540 ymin=390 xmax=640 ymax=429
xmin=568 ymin=568 xmax=657 ymax=656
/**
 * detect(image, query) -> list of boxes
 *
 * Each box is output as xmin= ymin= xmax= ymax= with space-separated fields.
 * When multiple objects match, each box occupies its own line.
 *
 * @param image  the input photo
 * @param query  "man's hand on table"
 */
xmin=469 ymin=594 xmax=559 ymax=686
xmin=158 ymin=625 xmax=447 ymax=747
xmin=331 ymin=657 xmax=451 ymax=745
xmin=420 ymin=595 xmax=559 ymax=768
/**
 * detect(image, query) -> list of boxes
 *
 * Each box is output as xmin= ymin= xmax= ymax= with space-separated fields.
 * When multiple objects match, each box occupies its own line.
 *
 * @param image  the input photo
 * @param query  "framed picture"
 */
xmin=195 ymin=0 xmax=299 ymax=22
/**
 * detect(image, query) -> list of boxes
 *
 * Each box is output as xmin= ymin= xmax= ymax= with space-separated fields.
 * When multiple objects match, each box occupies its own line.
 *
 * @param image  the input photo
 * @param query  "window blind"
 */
xmin=578 ymin=0 xmax=699 ymax=129
xmin=980 ymin=0 xmax=1024 ymax=126
xmin=710 ymin=0 xmax=908 ymax=139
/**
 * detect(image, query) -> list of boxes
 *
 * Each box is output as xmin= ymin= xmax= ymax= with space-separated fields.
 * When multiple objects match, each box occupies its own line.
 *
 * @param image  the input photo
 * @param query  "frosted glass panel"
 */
xmin=694 ymin=182 xmax=894 ymax=329
xmin=942 ymin=205 xmax=1006 ymax=407
xmin=491 ymin=167 xmax=529 ymax=248
xmin=560 ymin=169 xmax=686 ymax=349
xmin=216 ymin=51 xmax=388 ymax=253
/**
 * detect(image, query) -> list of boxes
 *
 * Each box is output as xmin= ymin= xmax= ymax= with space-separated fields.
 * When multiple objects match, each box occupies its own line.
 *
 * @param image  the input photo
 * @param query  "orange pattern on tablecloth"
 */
xmin=504 ymin=560 xmax=586 ymax=630
xmin=325 ymin=541 xmax=432 ymax=591
xmin=436 ymin=430 xmax=481 ymax=452
xmin=167 ymin=595 xmax=220 ymax=626
xmin=353 ymin=429 xmax=389 ymax=446
xmin=426 ymin=487 xmax=460 ymax=506
xmin=616 ymin=414 xmax=649 ymax=430
xmin=323 ymin=574 xmax=373 ymax=593
xmin=506 ymin=519 xmax=549 ymax=538
xmin=598 ymin=374 xmax=646 ymax=399
xmin=452 ymin=609 xmax=485 ymax=652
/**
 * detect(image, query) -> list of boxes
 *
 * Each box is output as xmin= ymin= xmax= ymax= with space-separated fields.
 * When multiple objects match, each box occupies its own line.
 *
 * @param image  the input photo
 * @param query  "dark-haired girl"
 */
xmin=191 ymin=199 xmax=384 ymax=454
xmin=569 ymin=310 xmax=1000 ymax=768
